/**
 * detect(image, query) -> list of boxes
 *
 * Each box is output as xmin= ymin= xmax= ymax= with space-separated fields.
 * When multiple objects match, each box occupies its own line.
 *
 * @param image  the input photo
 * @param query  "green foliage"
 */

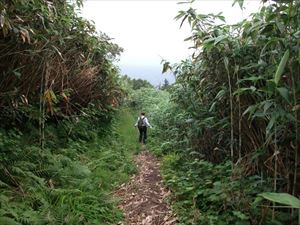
xmin=143 ymin=0 xmax=300 ymax=224
xmin=0 ymin=108 xmax=137 ymax=225
xmin=161 ymin=155 xmax=260 ymax=225
xmin=274 ymin=50 xmax=290 ymax=86
xmin=258 ymin=193 xmax=300 ymax=209
xmin=0 ymin=0 xmax=123 ymax=126
xmin=258 ymin=192 xmax=300 ymax=223
xmin=0 ymin=2 xmax=146 ymax=216
xmin=128 ymin=87 xmax=170 ymax=122
xmin=1 ymin=0 xmax=300 ymax=224
xmin=119 ymin=76 xmax=155 ymax=109
xmin=0 ymin=2 xmax=132 ymax=223
xmin=133 ymin=79 xmax=153 ymax=90
xmin=120 ymin=75 xmax=153 ymax=97
xmin=159 ymin=79 xmax=172 ymax=92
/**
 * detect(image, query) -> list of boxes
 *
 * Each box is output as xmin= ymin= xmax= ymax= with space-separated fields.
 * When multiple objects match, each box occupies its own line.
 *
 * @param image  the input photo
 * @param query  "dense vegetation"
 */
xmin=135 ymin=0 xmax=300 ymax=224
xmin=0 ymin=0 xmax=139 ymax=224
xmin=2 ymin=0 xmax=300 ymax=224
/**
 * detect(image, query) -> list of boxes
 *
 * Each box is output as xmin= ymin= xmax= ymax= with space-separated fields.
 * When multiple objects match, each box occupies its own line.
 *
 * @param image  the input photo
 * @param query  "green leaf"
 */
xmin=242 ymin=105 xmax=257 ymax=117
xmin=276 ymin=21 xmax=285 ymax=33
xmin=209 ymin=102 xmax=217 ymax=112
xmin=232 ymin=211 xmax=249 ymax=220
xmin=239 ymin=75 xmax=264 ymax=83
xmin=276 ymin=87 xmax=291 ymax=104
xmin=215 ymin=89 xmax=225 ymax=100
xmin=180 ymin=14 xmax=188 ymax=28
xmin=234 ymin=86 xmax=256 ymax=96
xmin=232 ymin=0 xmax=244 ymax=9
xmin=266 ymin=115 xmax=276 ymax=137
xmin=274 ymin=50 xmax=289 ymax=85
xmin=258 ymin=192 xmax=300 ymax=208
xmin=263 ymin=101 xmax=273 ymax=113
xmin=224 ymin=57 xmax=229 ymax=72
xmin=214 ymin=35 xmax=227 ymax=45
xmin=266 ymin=79 xmax=276 ymax=94
xmin=162 ymin=62 xmax=171 ymax=74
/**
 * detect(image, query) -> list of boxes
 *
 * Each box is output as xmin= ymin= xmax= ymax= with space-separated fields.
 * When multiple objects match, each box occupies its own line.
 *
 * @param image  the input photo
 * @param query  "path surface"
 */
xmin=115 ymin=150 xmax=177 ymax=225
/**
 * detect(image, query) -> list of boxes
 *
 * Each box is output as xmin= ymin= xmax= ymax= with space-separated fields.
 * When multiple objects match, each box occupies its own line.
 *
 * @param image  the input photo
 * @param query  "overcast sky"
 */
xmin=81 ymin=0 xmax=262 ymax=86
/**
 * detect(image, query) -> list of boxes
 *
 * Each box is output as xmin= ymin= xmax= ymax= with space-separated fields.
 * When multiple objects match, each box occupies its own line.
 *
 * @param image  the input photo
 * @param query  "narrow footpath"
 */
xmin=115 ymin=149 xmax=177 ymax=225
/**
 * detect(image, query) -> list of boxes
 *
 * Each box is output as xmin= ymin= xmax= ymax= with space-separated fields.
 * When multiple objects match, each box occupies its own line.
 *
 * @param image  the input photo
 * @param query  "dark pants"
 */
xmin=138 ymin=126 xmax=147 ymax=144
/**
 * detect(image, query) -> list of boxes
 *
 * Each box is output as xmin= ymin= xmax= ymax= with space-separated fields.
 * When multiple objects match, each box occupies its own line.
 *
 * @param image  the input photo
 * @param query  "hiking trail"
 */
xmin=115 ymin=148 xmax=177 ymax=225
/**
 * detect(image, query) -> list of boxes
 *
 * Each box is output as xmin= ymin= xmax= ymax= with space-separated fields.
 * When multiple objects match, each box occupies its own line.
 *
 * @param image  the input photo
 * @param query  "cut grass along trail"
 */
xmin=115 ymin=148 xmax=177 ymax=225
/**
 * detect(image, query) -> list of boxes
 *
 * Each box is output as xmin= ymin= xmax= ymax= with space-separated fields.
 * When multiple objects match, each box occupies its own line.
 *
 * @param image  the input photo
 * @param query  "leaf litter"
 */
xmin=114 ymin=150 xmax=177 ymax=225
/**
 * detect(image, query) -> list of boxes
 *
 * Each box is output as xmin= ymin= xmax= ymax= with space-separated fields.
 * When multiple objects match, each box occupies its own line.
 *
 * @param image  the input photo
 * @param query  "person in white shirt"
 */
xmin=134 ymin=112 xmax=152 ymax=144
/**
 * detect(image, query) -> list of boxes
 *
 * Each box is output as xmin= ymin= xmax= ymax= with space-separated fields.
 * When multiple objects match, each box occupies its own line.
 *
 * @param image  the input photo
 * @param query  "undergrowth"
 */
xmin=144 ymin=0 xmax=300 ymax=224
xmin=129 ymin=85 xmax=296 ymax=224
xmin=160 ymin=152 xmax=293 ymax=225
xmin=0 ymin=107 xmax=137 ymax=225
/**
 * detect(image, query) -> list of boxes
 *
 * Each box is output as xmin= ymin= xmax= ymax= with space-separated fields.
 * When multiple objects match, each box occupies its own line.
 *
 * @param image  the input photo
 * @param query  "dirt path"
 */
xmin=115 ymin=149 xmax=177 ymax=225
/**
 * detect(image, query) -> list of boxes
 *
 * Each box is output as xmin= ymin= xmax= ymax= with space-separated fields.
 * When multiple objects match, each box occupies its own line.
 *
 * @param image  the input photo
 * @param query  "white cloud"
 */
xmin=81 ymin=0 xmax=261 ymax=85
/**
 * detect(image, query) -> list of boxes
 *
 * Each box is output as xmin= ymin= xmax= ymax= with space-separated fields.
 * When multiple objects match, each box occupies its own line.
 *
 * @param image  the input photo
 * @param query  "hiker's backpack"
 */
xmin=137 ymin=117 xmax=145 ymax=128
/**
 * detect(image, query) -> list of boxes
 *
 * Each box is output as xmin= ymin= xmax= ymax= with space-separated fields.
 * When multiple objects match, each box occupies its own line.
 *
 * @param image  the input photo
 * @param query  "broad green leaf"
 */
xmin=259 ymin=192 xmax=300 ymax=208
xmin=253 ymin=196 xmax=264 ymax=207
xmin=218 ymin=15 xmax=226 ymax=23
xmin=203 ymin=37 xmax=216 ymax=45
xmin=214 ymin=35 xmax=227 ymax=45
xmin=274 ymin=50 xmax=289 ymax=85
xmin=276 ymin=87 xmax=291 ymax=104
xmin=276 ymin=21 xmax=285 ymax=33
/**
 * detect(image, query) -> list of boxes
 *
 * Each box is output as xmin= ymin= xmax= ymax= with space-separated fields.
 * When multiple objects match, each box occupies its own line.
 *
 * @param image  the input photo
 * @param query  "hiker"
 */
xmin=134 ymin=112 xmax=152 ymax=144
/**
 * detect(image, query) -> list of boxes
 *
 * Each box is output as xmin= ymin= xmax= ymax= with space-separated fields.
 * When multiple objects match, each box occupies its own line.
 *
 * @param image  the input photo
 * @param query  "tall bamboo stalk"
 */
xmin=290 ymin=5 xmax=299 ymax=206
xmin=39 ymin=61 xmax=49 ymax=149
xmin=39 ymin=63 xmax=45 ymax=149
xmin=291 ymin=70 xmax=298 ymax=198
xmin=236 ymin=67 xmax=242 ymax=160
xmin=225 ymin=57 xmax=234 ymax=168
xmin=272 ymin=123 xmax=278 ymax=220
